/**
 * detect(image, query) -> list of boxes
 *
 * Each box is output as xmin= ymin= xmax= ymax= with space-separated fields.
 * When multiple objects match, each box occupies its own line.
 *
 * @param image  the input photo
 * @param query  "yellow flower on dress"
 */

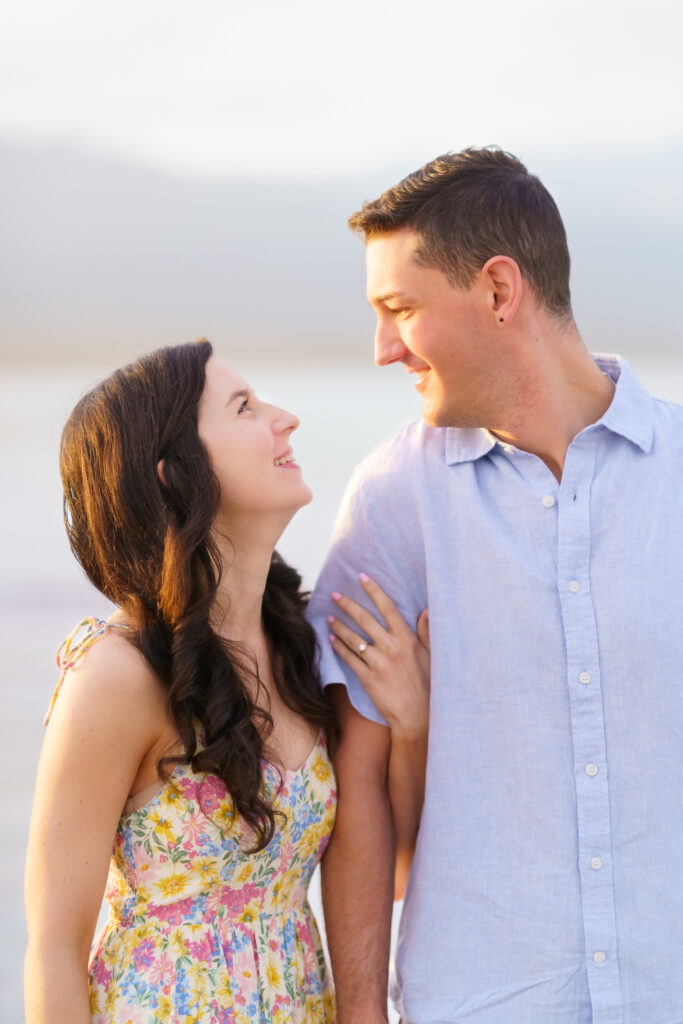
xmin=239 ymin=896 xmax=261 ymax=926
xmin=147 ymin=810 xmax=176 ymax=843
xmin=195 ymin=855 xmax=220 ymax=886
xmin=266 ymin=961 xmax=282 ymax=990
xmin=310 ymin=754 xmax=332 ymax=784
xmin=235 ymin=861 xmax=253 ymax=884
xmin=275 ymin=872 xmax=295 ymax=903
xmin=215 ymin=974 xmax=233 ymax=1005
xmin=156 ymin=872 xmax=189 ymax=900
xmin=298 ymin=822 xmax=325 ymax=862
xmin=214 ymin=800 xmax=238 ymax=831
xmin=160 ymin=784 xmax=182 ymax=809
xmin=169 ymin=931 xmax=189 ymax=960
xmin=156 ymin=992 xmax=173 ymax=1021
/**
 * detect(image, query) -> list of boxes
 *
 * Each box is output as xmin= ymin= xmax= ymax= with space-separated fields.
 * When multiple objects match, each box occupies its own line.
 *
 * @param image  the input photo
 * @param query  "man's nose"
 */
xmin=374 ymin=322 xmax=408 ymax=366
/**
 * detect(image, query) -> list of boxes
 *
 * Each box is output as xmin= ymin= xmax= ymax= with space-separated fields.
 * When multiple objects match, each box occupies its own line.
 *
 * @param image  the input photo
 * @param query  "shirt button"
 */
xmin=586 ymin=763 xmax=599 ymax=776
xmin=568 ymin=580 xmax=580 ymax=593
xmin=594 ymin=951 xmax=607 ymax=964
xmin=590 ymin=857 xmax=603 ymax=870
xmin=542 ymin=495 xmax=555 ymax=508
xmin=579 ymin=671 xmax=591 ymax=684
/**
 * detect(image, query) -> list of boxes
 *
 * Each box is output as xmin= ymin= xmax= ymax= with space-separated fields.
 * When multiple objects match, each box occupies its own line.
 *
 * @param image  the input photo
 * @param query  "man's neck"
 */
xmin=487 ymin=338 xmax=616 ymax=482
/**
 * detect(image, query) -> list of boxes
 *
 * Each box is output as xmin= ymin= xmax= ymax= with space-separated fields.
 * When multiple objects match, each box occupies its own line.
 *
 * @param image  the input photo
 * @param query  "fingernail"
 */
xmin=326 ymin=615 xmax=335 ymax=624
xmin=359 ymin=573 xmax=370 ymax=583
xmin=331 ymin=592 xmax=341 ymax=600
xmin=328 ymin=634 xmax=336 ymax=644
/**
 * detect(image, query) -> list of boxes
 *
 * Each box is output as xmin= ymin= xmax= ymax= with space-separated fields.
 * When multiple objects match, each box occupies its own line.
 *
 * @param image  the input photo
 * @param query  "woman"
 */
xmin=24 ymin=340 xmax=429 ymax=1023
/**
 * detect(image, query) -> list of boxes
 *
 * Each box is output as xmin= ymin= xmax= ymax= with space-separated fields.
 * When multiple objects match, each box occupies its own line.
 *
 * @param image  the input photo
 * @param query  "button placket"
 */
xmin=557 ymin=443 xmax=622 ymax=1016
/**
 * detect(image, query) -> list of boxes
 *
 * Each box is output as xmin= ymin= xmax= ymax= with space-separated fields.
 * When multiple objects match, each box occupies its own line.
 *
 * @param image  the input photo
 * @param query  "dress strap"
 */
xmin=44 ymin=617 xmax=128 ymax=725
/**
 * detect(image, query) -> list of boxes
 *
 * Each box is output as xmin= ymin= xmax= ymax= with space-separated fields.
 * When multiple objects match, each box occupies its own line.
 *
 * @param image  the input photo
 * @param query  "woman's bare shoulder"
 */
xmin=51 ymin=617 xmax=167 ymax=738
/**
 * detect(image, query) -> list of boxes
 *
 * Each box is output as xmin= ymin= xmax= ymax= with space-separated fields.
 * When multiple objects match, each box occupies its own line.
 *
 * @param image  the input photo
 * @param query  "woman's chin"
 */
xmin=299 ymin=483 xmax=314 ymax=507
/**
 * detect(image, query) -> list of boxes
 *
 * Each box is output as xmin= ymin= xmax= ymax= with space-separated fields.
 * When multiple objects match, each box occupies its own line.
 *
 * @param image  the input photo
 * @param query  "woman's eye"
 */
xmin=238 ymin=398 xmax=250 ymax=414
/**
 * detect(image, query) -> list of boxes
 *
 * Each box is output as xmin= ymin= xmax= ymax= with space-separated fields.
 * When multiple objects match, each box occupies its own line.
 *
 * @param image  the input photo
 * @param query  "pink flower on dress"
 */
xmin=148 ymin=895 xmax=195 ymax=926
xmin=89 ymin=956 xmax=112 ymax=987
xmin=278 ymin=839 xmax=295 ymax=867
xmin=132 ymin=937 xmax=155 ymax=969
xmin=132 ymin=845 xmax=157 ymax=877
xmin=147 ymin=949 xmax=175 ymax=988
xmin=219 ymin=881 xmax=262 ymax=917
xmin=185 ymin=935 xmax=213 ymax=961
xmin=198 ymin=774 xmax=229 ymax=814
xmin=179 ymin=809 xmax=211 ymax=851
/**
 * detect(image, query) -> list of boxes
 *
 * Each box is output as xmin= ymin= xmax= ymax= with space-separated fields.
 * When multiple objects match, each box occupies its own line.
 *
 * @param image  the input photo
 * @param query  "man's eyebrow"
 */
xmin=228 ymin=388 xmax=250 ymax=404
xmin=370 ymin=291 xmax=410 ymax=306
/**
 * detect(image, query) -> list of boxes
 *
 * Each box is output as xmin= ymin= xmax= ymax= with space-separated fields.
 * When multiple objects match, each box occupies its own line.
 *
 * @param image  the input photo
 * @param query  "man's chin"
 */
xmin=420 ymin=396 xmax=450 ymax=428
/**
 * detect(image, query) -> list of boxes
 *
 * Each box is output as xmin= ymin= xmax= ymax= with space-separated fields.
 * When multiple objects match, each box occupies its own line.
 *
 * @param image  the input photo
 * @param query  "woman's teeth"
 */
xmin=274 ymin=454 xmax=295 ymax=466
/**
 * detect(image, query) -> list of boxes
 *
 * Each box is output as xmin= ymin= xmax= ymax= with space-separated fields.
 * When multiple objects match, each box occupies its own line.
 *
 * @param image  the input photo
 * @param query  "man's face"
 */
xmin=366 ymin=228 xmax=499 ymax=428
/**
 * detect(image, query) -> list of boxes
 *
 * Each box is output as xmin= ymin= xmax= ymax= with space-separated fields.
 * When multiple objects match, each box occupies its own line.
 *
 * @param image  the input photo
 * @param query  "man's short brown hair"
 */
xmin=349 ymin=147 xmax=572 ymax=319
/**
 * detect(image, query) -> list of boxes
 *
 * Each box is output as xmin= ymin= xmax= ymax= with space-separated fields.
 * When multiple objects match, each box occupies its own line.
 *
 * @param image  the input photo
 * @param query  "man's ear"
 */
xmin=481 ymin=255 xmax=523 ymax=326
xmin=157 ymin=459 xmax=166 ymax=487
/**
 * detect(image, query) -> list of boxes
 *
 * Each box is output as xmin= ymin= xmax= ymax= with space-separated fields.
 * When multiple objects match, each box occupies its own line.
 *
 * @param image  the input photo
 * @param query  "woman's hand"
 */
xmin=327 ymin=573 xmax=430 ymax=742
xmin=327 ymin=574 xmax=431 ymax=897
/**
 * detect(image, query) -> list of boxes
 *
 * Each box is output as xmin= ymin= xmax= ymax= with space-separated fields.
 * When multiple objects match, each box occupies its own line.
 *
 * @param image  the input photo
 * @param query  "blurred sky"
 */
xmin=2 ymin=0 xmax=683 ymax=365
xmin=2 ymin=0 xmax=682 ymax=181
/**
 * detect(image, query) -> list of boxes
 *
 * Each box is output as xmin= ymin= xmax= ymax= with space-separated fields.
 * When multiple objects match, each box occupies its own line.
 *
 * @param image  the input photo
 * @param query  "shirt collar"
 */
xmin=444 ymin=353 xmax=654 ymax=466
xmin=592 ymin=353 xmax=654 ymax=453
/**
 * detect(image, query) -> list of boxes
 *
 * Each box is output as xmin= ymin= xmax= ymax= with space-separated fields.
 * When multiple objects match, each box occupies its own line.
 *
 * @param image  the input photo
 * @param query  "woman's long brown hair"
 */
xmin=60 ymin=340 xmax=331 ymax=850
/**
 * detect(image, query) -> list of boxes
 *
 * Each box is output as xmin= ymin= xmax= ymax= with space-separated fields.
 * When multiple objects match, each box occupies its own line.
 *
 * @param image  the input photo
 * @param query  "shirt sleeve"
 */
xmin=307 ymin=443 xmax=427 ymax=725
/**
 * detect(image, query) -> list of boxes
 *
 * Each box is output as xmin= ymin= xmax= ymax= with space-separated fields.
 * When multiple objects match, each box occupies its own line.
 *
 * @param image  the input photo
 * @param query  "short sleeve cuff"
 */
xmin=314 ymin=619 xmax=389 ymax=728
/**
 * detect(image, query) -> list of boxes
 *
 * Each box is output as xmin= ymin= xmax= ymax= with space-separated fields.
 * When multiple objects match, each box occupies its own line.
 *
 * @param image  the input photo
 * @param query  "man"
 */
xmin=308 ymin=147 xmax=683 ymax=1023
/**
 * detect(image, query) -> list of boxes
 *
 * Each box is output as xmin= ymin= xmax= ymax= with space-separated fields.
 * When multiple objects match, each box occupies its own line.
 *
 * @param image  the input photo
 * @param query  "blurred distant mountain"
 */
xmin=1 ymin=139 xmax=681 ymax=365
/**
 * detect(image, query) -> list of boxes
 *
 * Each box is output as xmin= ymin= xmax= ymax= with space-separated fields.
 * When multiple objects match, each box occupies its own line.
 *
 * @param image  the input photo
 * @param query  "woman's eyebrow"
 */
xmin=227 ymin=388 xmax=250 ymax=405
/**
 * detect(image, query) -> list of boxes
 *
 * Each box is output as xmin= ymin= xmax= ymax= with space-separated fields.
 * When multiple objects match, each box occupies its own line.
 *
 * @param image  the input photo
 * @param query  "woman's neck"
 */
xmin=210 ymin=536 xmax=273 ymax=645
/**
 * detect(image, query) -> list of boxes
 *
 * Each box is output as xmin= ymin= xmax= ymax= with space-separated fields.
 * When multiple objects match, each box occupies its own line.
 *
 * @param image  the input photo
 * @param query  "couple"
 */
xmin=25 ymin=146 xmax=683 ymax=1023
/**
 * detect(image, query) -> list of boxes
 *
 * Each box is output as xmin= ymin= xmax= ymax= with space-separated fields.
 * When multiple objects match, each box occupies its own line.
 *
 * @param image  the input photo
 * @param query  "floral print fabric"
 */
xmin=50 ymin=619 xmax=337 ymax=1023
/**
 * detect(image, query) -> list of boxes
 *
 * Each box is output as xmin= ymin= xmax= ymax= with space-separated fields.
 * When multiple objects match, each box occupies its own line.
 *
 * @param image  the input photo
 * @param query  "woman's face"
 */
xmin=197 ymin=356 xmax=312 ymax=533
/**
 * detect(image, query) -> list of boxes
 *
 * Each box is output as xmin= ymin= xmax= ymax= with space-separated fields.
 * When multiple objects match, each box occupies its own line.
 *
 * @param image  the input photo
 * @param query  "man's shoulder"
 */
xmin=651 ymin=392 xmax=683 ymax=425
xmin=649 ymin=393 xmax=683 ymax=456
xmin=352 ymin=418 xmax=446 ymax=481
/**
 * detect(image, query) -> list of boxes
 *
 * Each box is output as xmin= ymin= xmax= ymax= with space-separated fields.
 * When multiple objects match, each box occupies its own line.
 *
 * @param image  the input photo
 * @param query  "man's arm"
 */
xmin=389 ymin=732 xmax=428 ymax=901
xmin=322 ymin=685 xmax=394 ymax=1024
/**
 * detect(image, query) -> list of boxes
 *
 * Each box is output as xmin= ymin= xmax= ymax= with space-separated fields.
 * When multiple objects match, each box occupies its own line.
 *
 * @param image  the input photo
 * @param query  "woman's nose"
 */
xmin=272 ymin=405 xmax=299 ymax=434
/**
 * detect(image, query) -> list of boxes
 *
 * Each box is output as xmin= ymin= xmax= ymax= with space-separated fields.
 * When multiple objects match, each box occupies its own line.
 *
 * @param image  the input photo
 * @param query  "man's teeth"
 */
xmin=274 ymin=454 xmax=295 ymax=466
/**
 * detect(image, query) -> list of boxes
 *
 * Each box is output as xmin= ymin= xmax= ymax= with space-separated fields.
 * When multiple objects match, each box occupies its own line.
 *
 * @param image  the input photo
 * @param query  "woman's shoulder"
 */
xmin=45 ymin=615 xmax=164 ymax=728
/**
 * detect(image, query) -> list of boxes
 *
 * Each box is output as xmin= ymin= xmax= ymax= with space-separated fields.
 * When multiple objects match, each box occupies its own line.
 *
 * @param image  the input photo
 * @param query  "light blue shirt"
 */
xmin=308 ymin=355 xmax=683 ymax=1024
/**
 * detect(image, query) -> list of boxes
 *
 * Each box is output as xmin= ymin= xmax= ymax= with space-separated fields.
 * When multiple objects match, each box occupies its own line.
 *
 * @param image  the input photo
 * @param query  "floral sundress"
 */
xmin=48 ymin=618 xmax=337 ymax=1023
